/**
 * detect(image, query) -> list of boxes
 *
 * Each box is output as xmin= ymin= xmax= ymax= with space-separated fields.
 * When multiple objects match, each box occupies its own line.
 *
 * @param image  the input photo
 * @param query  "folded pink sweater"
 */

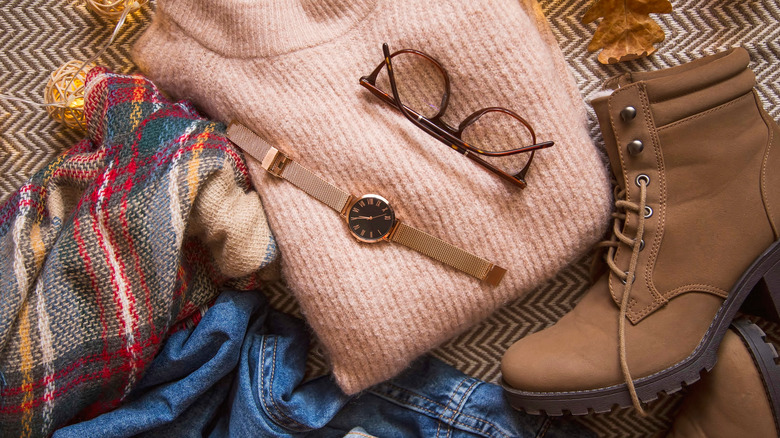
xmin=133 ymin=0 xmax=612 ymax=394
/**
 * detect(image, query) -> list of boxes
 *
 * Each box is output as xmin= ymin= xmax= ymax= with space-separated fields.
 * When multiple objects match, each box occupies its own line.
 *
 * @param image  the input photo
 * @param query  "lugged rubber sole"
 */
xmin=502 ymin=239 xmax=780 ymax=415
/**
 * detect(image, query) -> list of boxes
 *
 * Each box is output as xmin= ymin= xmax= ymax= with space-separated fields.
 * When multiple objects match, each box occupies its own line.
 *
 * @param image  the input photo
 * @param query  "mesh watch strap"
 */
xmin=390 ymin=222 xmax=507 ymax=285
xmin=227 ymin=122 xmax=352 ymax=213
xmin=279 ymin=161 xmax=353 ymax=212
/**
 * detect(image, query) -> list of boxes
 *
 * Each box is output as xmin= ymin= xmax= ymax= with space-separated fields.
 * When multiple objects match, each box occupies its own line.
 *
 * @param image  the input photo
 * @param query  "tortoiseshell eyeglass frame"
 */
xmin=359 ymin=43 xmax=554 ymax=189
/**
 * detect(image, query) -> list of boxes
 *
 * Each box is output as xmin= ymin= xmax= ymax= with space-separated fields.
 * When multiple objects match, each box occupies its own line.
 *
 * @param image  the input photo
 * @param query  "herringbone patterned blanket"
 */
xmin=1 ymin=0 xmax=778 ymax=436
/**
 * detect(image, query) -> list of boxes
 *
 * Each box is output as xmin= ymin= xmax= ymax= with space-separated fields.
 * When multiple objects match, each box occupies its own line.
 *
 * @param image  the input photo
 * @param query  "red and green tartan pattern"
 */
xmin=0 ymin=68 xmax=278 ymax=436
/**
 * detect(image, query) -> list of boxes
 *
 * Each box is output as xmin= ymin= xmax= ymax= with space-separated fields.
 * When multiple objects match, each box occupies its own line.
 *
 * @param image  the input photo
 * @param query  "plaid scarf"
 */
xmin=0 ymin=68 xmax=278 ymax=437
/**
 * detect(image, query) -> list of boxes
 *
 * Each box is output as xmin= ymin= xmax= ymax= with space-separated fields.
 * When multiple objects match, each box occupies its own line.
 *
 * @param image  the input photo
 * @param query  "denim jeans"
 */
xmin=53 ymin=290 xmax=593 ymax=438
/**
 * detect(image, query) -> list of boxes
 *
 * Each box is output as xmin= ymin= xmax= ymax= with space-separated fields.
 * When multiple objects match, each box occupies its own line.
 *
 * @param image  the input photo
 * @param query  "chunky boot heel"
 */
xmin=667 ymin=318 xmax=780 ymax=438
xmin=742 ymin=256 xmax=780 ymax=323
xmin=733 ymin=318 xmax=780 ymax=436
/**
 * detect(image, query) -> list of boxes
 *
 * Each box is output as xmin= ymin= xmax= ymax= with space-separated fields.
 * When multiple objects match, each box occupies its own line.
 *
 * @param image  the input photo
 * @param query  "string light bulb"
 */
xmin=43 ymin=60 xmax=96 ymax=130
xmin=85 ymin=0 xmax=148 ymax=20
xmin=1 ymin=0 xmax=146 ymax=130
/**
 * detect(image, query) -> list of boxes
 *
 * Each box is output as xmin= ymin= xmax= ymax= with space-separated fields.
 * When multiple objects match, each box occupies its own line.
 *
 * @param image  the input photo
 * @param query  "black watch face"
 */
xmin=346 ymin=195 xmax=395 ymax=243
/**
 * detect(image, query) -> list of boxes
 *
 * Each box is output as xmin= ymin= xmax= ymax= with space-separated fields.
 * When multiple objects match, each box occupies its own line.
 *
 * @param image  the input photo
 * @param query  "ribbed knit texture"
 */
xmin=133 ymin=0 xmax=613 ymax=394
xmin=0 ymin=68 xmax=278 ymax=436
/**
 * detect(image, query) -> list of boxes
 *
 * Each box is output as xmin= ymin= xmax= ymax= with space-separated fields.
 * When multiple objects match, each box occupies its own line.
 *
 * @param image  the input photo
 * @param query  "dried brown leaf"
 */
xmin=582 ymin=0 xmax=673 ymax=64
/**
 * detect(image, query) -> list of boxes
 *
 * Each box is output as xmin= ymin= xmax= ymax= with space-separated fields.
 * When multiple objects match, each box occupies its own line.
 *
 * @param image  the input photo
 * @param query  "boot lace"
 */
xmin=594 ymin=176 xmax=650 ymax=415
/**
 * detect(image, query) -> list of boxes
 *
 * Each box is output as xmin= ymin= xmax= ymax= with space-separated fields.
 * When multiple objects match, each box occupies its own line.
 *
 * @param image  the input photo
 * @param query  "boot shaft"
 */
xmin=592 ymin=48 xmax=780 ymax=323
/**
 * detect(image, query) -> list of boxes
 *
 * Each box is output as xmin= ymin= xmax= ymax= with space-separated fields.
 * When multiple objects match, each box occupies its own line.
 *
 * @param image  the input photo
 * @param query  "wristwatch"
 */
xmin=226 ymin=122 xmax=507 ymax=286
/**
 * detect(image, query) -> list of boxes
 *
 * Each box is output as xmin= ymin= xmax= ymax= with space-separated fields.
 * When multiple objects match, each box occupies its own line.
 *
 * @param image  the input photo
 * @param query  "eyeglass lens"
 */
xmin=372 ymin=51 xmax=538 ymax=177
xmin=373 ymin=52 xmax=447 ymax=119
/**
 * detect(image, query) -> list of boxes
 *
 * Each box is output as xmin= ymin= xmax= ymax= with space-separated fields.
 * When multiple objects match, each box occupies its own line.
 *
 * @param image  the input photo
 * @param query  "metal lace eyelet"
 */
xmin=639 ymin=239 xmax=645 ymax=251
xmin=636 ymin=174 xmax=650 ymax=187
xmin=621 ymin=272 xmax=635 ymax=284
xmin=644 ymin=206 xmax=653 ymax=218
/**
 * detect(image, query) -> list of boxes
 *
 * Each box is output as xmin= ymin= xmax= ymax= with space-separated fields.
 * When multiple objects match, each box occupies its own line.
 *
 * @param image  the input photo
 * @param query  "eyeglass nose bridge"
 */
xmin=426 ymin=113 xmax=459 ymax=136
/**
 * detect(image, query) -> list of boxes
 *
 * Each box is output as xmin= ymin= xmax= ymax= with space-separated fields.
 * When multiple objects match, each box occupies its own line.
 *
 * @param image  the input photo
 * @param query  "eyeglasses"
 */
xmin=359 ymin=43 xmax=554 ymax=189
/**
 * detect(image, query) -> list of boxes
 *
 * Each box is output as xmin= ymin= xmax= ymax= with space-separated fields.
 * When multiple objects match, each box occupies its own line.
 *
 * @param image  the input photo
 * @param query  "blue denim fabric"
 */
xmin=53 ymin=290 xmax=593 ymax=438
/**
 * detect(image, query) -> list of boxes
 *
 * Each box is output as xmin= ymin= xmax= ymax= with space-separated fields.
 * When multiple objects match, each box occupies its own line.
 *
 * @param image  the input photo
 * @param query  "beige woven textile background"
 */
xmin=1 ymin=0 xmax=779 ymax=437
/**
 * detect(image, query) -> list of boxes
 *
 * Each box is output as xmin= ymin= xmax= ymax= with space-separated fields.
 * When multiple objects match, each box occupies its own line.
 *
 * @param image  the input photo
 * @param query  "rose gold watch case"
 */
xmin=344 ymin=194 xmax=397 ymax=243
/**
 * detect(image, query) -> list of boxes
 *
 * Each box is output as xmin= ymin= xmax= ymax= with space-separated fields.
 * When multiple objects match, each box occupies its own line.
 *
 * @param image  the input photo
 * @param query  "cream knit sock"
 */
xmin=133 ymin=0 xmax=612 ymax=394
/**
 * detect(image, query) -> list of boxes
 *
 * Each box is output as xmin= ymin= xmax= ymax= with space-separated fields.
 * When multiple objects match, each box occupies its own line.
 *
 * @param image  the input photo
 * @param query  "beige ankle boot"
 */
xmin=501 ymin=47 xmax=780 ymax=415
xmin=667 ymin=319 xmax=779 ymax=438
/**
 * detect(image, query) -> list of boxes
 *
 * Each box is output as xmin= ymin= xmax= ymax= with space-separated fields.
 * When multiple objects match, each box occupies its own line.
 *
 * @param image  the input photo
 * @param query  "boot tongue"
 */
xmin=591 ymin=91 xmax=626 ymax=190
